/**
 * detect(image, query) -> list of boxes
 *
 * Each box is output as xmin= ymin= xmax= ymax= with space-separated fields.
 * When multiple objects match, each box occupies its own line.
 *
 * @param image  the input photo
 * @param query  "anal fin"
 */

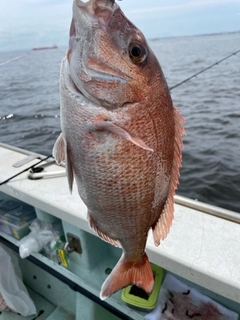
xmin=88 ymin=213 xmax=121 ymax=248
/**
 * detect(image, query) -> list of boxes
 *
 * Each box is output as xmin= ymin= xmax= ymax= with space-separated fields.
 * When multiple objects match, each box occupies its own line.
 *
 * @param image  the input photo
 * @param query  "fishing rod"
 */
xmin=0 ymin=155 xmax=52 ymax=186
xmin=169 ymin=49 xmax=240 ymax=91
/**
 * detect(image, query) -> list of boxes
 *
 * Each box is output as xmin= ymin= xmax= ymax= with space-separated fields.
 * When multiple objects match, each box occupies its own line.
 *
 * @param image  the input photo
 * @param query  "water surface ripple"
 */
xmin=1 ymin=33 xmax=240 ymax=213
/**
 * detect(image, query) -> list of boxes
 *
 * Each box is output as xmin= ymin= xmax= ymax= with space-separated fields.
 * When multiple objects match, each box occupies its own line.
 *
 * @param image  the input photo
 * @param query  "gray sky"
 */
xmin=0 ymin=0 xmax=240 ymax=52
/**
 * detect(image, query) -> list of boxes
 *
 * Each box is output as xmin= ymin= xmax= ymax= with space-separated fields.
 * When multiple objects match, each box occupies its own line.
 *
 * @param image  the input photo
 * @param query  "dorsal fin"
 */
xmin=152 ymin=107 xmax=186 ymax=245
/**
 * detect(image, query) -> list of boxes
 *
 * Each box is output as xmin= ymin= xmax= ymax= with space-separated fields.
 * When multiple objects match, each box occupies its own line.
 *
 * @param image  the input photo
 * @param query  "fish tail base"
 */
xmin=100 ymin=252 xmax=154 ymax=300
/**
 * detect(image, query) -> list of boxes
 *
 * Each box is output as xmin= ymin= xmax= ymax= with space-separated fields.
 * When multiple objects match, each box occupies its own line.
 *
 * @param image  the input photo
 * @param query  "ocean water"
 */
xmin=0 ymin=33 xmax=240 ymax=213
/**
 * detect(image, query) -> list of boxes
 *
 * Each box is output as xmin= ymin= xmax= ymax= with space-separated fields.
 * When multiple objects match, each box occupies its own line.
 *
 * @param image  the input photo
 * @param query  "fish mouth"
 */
xmin=68 ymin=0 xmax=133 ymax=107
xmin=75 ymin=0 xmax=118 ymax=29
xmin=68 ymin=0 xmax=130 ymax=87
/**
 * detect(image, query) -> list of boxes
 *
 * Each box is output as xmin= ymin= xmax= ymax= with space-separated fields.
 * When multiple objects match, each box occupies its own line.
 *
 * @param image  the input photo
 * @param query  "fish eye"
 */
xmin=129 ymin=41 xmax=147 ymax=64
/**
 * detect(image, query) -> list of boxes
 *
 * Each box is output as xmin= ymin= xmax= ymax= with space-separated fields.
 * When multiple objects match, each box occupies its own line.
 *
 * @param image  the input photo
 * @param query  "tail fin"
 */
xmin=100 ymin=253 xmax=154 ymax=300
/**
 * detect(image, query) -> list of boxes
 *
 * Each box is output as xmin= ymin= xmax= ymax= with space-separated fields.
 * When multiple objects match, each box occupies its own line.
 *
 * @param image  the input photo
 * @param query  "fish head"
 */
xmin=67 ymin=0 xmax=167 ymax=109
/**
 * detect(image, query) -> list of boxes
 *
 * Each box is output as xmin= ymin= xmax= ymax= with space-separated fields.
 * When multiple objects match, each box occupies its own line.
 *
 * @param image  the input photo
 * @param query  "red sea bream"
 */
xmin=53 ymin=0 xmax=185 ymax=300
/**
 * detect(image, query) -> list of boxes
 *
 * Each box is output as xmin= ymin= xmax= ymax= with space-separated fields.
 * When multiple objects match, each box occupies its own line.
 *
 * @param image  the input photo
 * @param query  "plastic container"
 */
xmin=4 ymin=205 xmax=36 ymax=225
xmin=121 ymin=263 xmax=164 ymax=311
xmin=0 ymin=200 xmax=36 ymax=240
xmin=0 ymin=219 xmax=34 ymax=239
xmin=0 ymin=200 xmax=22 ymax=217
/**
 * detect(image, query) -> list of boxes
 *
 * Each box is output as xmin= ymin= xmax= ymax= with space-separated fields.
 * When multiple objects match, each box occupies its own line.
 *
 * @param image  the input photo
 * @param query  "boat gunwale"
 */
xmin=1 ymin=142 xmax=238 ymax=224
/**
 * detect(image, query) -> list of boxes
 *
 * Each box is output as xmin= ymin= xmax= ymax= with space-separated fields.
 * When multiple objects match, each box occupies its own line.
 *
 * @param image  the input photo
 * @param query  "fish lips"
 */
xmin=69 ymin=0 xmax=119 ymax=54
xmin=75 ymin=0 xmax=119 ymax=30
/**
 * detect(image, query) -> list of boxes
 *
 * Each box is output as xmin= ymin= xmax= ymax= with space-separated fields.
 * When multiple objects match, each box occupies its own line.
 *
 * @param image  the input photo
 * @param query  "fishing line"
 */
xmin=0 ymin=51 xmax=30 ymax=66
xmin=0 ymin=155 xmax=52 ymax=186
xmin=169 ymin=49 xmax=240 ymax=91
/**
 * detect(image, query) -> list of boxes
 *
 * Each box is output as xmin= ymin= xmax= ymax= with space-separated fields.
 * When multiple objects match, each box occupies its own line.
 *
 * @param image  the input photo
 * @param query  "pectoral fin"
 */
xmin=52 ymin=133 xmax=65 ymax=164
xmin=91 ymin=119 xmax=153 ymax=152
xmin=52 ymin=133 xmax=74 ymax=193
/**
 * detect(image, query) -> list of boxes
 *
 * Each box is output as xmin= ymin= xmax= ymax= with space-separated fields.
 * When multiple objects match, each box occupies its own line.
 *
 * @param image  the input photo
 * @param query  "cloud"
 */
xmin=0 ymin=0 xmax=240 ymax=51
xmin=0 ymin=0 xmax=71 ymax=51
xmin=119 ymin=0 xmax=240 ymax=39
xmin=123 ymin=0 xmax=240 ymax=15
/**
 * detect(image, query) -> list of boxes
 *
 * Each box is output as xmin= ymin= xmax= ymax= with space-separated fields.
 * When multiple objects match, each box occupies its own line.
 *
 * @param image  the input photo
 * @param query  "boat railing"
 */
xmin=174 ymin=195 xmax=240 ymax=224
xmin=1 ymin=142 xmax=239 ymax=224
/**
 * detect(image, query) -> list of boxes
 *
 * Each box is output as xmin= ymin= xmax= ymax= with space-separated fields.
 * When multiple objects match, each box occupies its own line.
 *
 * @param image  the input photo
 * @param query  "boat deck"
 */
xmin=0 ymin=143 xmax=240 ymax=319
